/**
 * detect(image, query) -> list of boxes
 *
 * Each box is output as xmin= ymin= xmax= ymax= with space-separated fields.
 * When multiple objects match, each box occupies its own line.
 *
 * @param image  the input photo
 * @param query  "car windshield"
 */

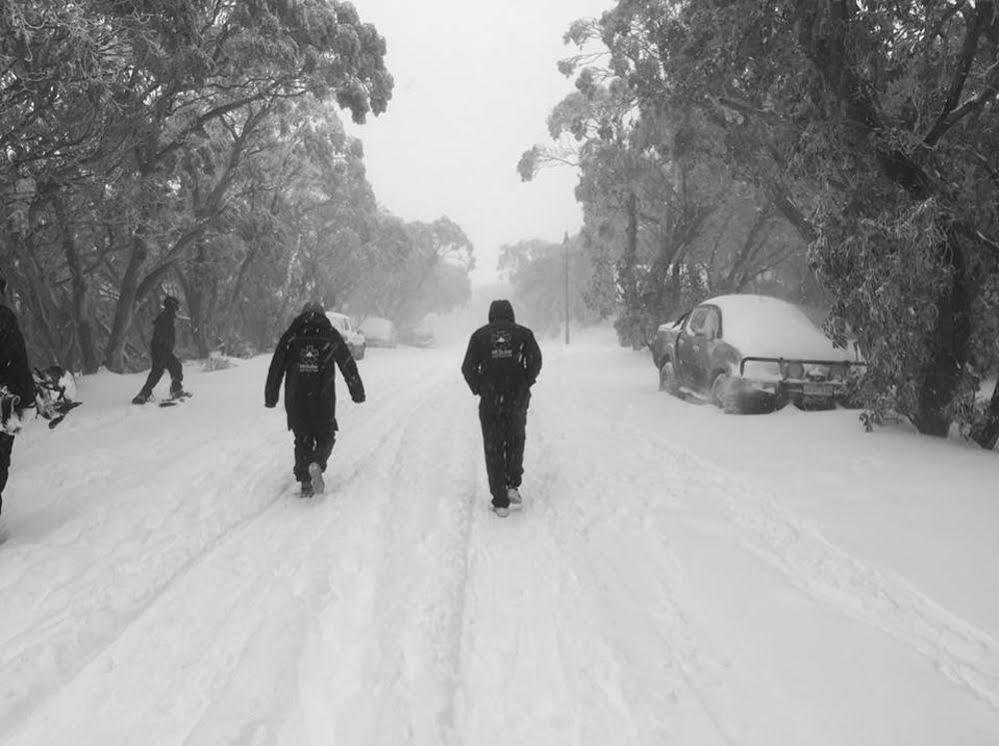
xmin=687 ymin=309 xmax=709 ymax=335
xmin=327 ymin=314 xmax=349 ymax=333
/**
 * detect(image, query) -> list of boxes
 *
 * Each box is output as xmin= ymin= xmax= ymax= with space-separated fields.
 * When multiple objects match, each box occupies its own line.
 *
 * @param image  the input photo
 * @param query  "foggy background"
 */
xmin=343 ymin=0 xmax=610 ymax=287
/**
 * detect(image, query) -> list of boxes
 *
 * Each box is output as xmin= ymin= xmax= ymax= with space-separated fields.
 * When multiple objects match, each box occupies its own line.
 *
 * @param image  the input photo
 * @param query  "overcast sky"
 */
xmin=344 ymin=0 xmax=611 ymax=285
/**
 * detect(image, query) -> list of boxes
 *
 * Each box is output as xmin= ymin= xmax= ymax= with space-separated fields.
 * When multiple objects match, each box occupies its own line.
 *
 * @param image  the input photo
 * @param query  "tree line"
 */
xmin=521 ymin=0 xmax=999 ymax=445
xmin=497 ymin=235 xmax=603 ymax=337
xmin=1 ymin=0 xmax=473 ymax=374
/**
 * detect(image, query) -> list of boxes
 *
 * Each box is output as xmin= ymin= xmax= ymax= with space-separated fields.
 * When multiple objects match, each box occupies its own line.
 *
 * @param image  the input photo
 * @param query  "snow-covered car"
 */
xmin=650 ymin=294 xmax=864 ymax=413
xmin=398 ymin=321 xmax=435 ymax=348
xmin=358 ymin=316 xmax=397 ymax=348
xmin=326 ymin=312 xmax=366 ymax=360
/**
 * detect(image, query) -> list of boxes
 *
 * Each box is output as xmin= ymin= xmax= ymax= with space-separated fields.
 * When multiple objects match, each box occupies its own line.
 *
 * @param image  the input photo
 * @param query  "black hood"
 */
xmin=293 ymin=308 xmax=333 ymax=334
xmin=488 ymin=299 xmax=515 ymax=323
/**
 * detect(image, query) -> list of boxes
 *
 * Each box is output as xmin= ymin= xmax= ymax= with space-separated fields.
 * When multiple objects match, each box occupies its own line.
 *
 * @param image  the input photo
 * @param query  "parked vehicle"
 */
xmin=359 ymin=316 xmax=397 ymax=348
xmin=650 ymin=294 xmax=864 ymax=413
xmin=326 ymin=311 xmax=366 ymax=360
xmin=398 ymin=320 xmax=435 ymax=348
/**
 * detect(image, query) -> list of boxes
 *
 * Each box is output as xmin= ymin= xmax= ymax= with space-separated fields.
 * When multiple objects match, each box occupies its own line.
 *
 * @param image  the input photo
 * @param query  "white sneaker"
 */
xmin=308 ymin=462 xmax=325 ymax=495
xmin=491 ymin=505 xmax=510 ymax=518
xmin=507 ymin=486 xmax=522 ymax=510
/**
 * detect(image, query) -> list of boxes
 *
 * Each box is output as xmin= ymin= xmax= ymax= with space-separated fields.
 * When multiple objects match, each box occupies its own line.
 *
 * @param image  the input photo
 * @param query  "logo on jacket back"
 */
xmin=490 ymin=330 xmax=513 ymax=359
xmin=298 ymin=344 xmax=321 ymax=374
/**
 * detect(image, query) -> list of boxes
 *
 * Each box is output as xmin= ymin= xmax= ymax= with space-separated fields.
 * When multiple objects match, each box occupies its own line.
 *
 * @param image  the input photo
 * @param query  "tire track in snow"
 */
xmin=0 ymin=353 xmax=456 ymax=745
xmin=714 ymin=470 xmax=999 ymax=711
xmin=448 ymin=400 xmax=737 ymax=745
xmin=527 ymin=405 xmax=746 ymax=745
xmin=343 ymin=378 xmax=480 ymax=746
xmin=166 ymin=361 xmax=479 ymax=746
xmin=0 ymin=440 xmax=292 ymax=741
xmin=504 ymin=352 xmax=835 ymax=745
xmin=581 ymin=385 xmax=999 ymax=713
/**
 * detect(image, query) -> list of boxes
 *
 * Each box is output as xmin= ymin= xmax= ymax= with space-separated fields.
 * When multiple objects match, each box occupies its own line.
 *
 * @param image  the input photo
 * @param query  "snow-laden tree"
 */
xmin=540 ymin=0 xmax=999 ymax=442
xmin=1 ymin=0 xmax=394 ymax=371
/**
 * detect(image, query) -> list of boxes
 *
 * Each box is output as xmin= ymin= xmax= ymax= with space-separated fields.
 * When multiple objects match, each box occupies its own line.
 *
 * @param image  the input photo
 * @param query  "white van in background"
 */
xmin=326 ymin=311 xmax=367 ymax=360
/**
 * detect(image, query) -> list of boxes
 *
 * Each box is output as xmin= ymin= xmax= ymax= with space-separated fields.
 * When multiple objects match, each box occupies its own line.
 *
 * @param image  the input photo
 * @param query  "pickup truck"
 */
xmin=650 ymin=294 xmax=863 ymax=413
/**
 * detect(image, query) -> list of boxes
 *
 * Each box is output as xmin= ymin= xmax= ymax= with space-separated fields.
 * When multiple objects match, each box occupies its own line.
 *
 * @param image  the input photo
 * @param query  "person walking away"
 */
xmin=265 ymin=302 xmax=365 ymax=497
xmin=132 ymin=295 xmax=188 ymax=404
xmin=461 ymin=299 xmax=542 ymax=517
xmin=0 ymin=273 xmax=36 ymax=522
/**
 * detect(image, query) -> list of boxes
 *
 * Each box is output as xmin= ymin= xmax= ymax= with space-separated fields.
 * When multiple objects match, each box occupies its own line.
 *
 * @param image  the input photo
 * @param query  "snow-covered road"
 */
xmin=2 ymin=326 xmax=998 ymax=745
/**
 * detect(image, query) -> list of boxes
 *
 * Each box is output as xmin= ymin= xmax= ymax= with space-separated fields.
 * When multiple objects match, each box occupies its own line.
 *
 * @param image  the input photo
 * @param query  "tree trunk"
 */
xmin=53 ymin=194 xmax=100 ymax=373
xmin=176 ymin=264 xmax=211 ymax=358
xmin=726 ymin=207 xmax=770 ymax=291
xmin=615 ymin=192 xmax=646 ymax=348
xmin=972 ymin=378 xmax=999 ymax=450
xmin=913 ymin=238 xmax=971 ymax=436
xmin=225 ymin=243 xmax=260 ymax=328
xmin=103 ymin=233 xmax=147 ymax=372
xmin=620 ymin=193 xmax=639 ymax=309
xmin=18 ymin=253 xmax=61 ymax=364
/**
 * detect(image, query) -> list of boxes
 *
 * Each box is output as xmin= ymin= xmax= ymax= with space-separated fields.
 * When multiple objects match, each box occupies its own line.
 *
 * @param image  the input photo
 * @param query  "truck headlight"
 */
xmin=783 ymin=361 xmax=804 ymax=380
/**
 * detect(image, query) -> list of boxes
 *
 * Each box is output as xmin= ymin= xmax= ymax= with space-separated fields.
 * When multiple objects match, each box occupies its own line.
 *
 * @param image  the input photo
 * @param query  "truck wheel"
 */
xmin=711 ymin=372 xmax=742 ymax=414
xmin=659 ymin=361 xmax=680 ymax=396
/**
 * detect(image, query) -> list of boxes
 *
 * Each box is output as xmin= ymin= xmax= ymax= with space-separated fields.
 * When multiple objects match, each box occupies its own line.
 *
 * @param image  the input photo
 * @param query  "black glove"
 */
xmin=264 ymin=401 xmax=276 ymax=409
xmin=352 ymin=392 xmax=365 ymax=403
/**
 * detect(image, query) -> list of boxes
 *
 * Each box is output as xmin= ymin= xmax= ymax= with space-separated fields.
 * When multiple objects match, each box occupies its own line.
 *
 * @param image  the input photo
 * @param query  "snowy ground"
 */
xmin=2 ymin=324 xmax=998 ymax=745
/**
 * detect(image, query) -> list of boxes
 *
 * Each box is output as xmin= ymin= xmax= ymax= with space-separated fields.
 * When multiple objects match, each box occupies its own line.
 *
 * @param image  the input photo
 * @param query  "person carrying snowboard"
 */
xmin=132 ymin=295 xmax=188 ymax=404
xmin=461 ymin=299 xmax=542 ymax=517
xmin=265 ymin=302 xmax=365 ymax=497
xmin=0 ymin=273 xmax=35 ymax=520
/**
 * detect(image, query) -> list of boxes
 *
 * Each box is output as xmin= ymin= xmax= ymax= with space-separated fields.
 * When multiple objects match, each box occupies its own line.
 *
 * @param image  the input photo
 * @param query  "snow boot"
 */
xmin=131 ymin=392 xmax=151 ymax=405
xmin=299 ymin=480 xmax=314 ymax=498
xmin=491 ymin=504 xmax=510 ymax=518
xmin=308 ymin=462 xmax=325 ymax=495
xmin=507 ymin=486 xmax=523 ymax=510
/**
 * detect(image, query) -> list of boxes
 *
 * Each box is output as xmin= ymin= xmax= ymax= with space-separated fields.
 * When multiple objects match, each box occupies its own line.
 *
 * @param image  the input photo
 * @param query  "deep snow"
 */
xmin=1 ymin=325 xmax=998 ymax=745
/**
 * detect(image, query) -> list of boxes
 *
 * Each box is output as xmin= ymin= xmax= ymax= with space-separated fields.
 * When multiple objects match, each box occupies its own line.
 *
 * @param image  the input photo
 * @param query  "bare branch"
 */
xmin=925 ymin=1 xmax=995 ymax=146
xmin=974 ymin=229 xmax=999 ymax=255
xmin=716 ymin=96 xmax=783 ymax=124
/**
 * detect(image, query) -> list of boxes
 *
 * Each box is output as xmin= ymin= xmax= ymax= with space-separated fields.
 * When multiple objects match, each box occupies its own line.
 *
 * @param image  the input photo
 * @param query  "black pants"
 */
xmin=478 ymin=390 xmax=530 ymax=508
xmin=138 ymin=352 xmax=183 ymax=397
xmin=0 ymin=433 xmax=13 ymax=516
xmin=293 ymin=429 xmax=336 ymax=483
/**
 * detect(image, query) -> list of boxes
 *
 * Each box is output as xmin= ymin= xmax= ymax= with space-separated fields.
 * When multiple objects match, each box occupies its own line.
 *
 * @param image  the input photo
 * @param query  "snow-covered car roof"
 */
xmin=704 ymin=294 xmax=853 ymax=362
xmin=325 ymin=312 xmax=357 ymax=333
xmin=359 ymin=316 xmax=396 ymax=336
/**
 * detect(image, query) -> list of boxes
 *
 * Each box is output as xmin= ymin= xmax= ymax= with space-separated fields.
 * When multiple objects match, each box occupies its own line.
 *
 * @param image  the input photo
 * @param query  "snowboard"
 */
xmin=46 ymin=401 xmax=83 ymax=429
xmin=158 ymin=391 xmax=193 ymax=408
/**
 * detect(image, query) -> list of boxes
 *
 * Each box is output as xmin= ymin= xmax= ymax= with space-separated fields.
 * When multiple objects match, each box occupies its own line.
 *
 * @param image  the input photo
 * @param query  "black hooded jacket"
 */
xmin=265 ymin=310 xmax=365 ymax=432
xmin=461 ymin=299 xmax=542 ymax=398
xmin=149 ymin=308 xmax=176 ymax=358
xmin=0 ymin=303 xmax=34 ymax=407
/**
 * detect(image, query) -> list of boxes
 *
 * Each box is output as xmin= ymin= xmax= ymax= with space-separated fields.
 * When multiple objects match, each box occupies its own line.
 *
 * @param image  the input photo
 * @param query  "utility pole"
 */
xmin=563 ymin=231 xmax=570 ymax=345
